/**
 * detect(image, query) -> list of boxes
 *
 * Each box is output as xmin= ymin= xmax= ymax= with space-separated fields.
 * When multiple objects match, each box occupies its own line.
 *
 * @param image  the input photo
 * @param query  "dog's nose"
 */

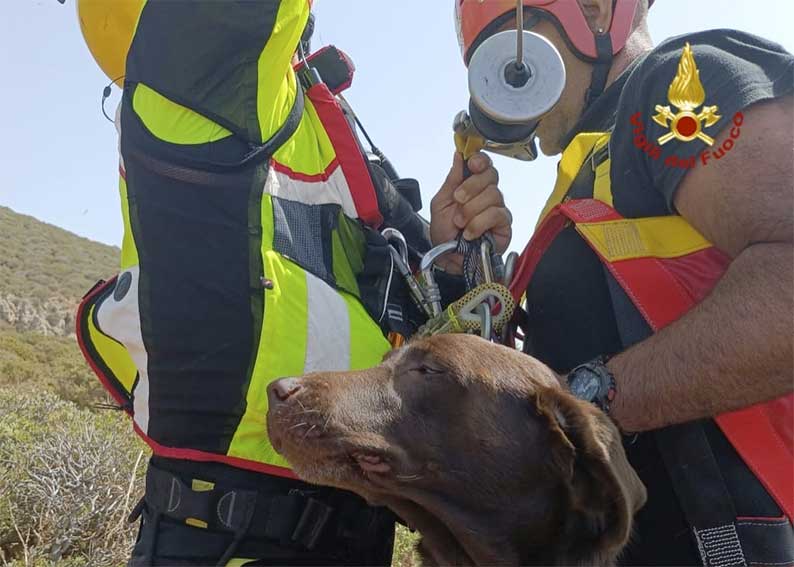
xmin=268 ymin=377 xmax=303 ymax=403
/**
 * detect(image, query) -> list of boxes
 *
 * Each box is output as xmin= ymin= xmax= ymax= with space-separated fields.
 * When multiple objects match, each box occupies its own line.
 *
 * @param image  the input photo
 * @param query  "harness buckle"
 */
xmin=291 ymin=495 xmax=334 ymax=550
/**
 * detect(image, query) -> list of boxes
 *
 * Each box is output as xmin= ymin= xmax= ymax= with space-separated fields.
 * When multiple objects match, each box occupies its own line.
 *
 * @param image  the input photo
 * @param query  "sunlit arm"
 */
xmin=608 ymin=96 xmax=794 ymax=433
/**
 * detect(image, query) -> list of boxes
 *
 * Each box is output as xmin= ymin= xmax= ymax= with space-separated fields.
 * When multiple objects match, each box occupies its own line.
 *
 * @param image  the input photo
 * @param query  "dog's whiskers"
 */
xmin=288 ymin=422 xmax=308 ymax=431
xmin=295 ymin=409 xmax=322 ymax=416
xmin=396 ymin=474 xmax=423 ymax=482
xmin=303 ymin=425 xmax=317 ymax=439
xmin=322 ymin=412 xmax=334 ymax=432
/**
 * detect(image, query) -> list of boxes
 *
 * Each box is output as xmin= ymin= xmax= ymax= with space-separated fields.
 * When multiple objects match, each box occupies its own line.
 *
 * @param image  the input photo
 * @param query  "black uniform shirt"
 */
xmin=524 ymin=30 xmax=793 ymax=564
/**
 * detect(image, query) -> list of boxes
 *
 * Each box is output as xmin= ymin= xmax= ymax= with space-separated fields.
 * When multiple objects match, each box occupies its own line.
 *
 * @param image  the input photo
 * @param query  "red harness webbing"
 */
xmin=510 ymin=198 xmax=794 ymax=523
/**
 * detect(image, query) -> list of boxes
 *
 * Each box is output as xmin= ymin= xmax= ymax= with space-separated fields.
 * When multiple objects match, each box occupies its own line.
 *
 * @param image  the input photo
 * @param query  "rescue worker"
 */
xmin=74 ymin=1 xmax=511 ymax=565
xmin=454 ymin=0 xmax=793 ymax=564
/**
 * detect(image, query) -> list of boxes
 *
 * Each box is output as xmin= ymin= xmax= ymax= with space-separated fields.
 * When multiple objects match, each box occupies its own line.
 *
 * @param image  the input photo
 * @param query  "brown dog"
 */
xmin=267 ymin=334 xmax=646 ymax=566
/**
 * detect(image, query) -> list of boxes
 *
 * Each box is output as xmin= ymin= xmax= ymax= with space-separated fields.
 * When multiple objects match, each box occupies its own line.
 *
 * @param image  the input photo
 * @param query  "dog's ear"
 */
xmin=535 ymin=387 xmax=647 ymax=561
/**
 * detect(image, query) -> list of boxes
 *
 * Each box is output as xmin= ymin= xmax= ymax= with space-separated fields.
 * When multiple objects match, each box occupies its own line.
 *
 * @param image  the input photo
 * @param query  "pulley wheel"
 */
xmin=468 ymin=30 xmax=566 ymax=125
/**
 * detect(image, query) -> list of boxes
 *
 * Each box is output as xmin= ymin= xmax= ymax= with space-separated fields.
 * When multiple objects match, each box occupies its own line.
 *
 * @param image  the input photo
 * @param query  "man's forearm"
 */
xmin=608 ymin=242 xmax=793 ymax=433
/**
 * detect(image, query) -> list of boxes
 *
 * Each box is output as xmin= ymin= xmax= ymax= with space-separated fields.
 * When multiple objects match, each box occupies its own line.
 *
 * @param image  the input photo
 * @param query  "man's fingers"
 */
xmin=462 ymin=207 xmax=513 ymax=245
xmin=453 ymin=167 xmax=499 ymax=204
xmin=466 ymin=152 xmax=492 ymax=175
xmin=456 ymin=185 xmax=505 ymax=227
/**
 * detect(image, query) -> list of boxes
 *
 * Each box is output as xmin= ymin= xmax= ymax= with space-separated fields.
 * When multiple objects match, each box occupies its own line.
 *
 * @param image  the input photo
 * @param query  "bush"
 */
xmin=0 ymin=331 xmax=108 ymax=409
xmin=0 ymin=389 xmax=147 ymax=566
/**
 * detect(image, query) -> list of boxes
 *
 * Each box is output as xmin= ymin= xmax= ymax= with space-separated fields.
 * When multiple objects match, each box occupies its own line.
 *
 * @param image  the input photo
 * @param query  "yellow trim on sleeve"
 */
xmin=119 ymin=175 xmax=139 ymax=270
xmin=256 ymin=0 xmax=310 ymax=143
xmin=87 ymin=304 xmax=138 ymax=393
xmin=132 ymin=83 xmax=232 ymax=145
xmin=271 ymin=95 xmax=337 ymax=176
xmin=575 ymin=216 xmax=713 ymax=262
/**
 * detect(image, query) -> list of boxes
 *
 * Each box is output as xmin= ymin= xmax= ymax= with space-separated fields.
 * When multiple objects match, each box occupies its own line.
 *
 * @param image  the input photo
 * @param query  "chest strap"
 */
xmin=510 ymin=198 xmax=794 ymax=526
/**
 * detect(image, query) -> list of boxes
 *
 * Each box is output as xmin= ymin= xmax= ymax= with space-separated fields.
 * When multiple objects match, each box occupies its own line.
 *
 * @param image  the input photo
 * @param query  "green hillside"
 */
xmin=0 ymin=206 xmax=119 ymax=403
xmin=0 ymin=205 xmax=118 ymax=301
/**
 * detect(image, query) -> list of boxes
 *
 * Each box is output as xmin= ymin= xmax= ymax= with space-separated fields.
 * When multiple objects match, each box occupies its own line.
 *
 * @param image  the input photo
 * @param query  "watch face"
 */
xmin=570 ymin=370 xmax=601 ymax=402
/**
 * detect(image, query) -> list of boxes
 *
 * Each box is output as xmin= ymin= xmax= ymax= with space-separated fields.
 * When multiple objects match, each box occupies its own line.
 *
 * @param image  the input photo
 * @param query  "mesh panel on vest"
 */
xmin=272 ymin=197 xmax=331 ymax=284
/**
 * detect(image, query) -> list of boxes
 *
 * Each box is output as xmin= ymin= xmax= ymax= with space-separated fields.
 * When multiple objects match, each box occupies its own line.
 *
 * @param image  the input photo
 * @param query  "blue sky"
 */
xmin=1 ymin=1 xmax=792 ymax=253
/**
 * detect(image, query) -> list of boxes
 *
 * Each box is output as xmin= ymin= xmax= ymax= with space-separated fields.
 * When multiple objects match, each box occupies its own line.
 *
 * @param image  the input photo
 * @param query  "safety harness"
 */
xmin=507 ymin=131 xmax=794 ymax=566
xmin=128 ymin=463 xmax=393 ymax=566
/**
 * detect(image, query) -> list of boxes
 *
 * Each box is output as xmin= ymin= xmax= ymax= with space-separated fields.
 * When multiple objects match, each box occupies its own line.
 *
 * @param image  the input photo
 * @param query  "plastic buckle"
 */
xmin=291 ymin=496 xmax=334 ymax=550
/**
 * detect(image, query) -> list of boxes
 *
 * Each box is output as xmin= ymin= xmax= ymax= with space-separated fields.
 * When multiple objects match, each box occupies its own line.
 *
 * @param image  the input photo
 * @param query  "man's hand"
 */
xmin=429 ymin=152 xmax=512 ymax=273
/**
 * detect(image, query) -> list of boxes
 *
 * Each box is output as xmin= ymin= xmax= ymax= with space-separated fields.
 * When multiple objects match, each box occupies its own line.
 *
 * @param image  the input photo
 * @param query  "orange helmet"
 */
xmin=455 ymin=0 xmax=643 ymax=65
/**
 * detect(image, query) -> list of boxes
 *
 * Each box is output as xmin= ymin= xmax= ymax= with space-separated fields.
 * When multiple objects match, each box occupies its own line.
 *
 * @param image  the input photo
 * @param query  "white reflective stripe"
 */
xmin=263 ymin=164 xmax=358 ymax=219
xmin=95 ymin=266 xmax=151 ymax=434
xmin=303 ymin=271 xmax=351 ymax=374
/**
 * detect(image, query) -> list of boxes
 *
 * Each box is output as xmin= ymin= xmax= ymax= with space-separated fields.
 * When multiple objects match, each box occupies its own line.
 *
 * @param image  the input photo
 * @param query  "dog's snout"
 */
xmin=269 ymin=377 xmax=303 ymax=403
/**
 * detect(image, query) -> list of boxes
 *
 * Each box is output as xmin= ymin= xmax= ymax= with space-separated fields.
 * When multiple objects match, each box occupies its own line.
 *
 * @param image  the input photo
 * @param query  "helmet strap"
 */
xmin=584 ymin=32 xmax=614 ymax=108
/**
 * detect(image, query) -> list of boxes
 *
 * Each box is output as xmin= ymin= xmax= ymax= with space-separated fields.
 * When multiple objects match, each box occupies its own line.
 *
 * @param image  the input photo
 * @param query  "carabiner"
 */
xmin=419 ymin=240 xmax=459 ymax=317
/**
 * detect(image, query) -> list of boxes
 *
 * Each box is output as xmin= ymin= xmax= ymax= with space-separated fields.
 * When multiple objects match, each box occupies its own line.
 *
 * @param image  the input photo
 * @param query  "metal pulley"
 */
xmin=468 ymin=29 xmax=566 ymax=134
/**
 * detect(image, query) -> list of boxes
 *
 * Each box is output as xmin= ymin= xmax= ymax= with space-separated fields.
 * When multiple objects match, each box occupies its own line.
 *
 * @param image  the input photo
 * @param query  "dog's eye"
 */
xmin=414 ymin=365 xmax=443 ymax=376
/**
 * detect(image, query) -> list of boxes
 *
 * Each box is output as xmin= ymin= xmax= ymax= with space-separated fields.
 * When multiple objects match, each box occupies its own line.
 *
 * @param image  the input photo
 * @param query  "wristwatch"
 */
xmin=567 ymin=356 xmax=617 ymax=414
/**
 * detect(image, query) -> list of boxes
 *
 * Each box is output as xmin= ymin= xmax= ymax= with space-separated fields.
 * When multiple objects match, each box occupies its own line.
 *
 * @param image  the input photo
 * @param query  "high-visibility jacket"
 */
xmin=510 ymin=131 xmax=794 ymax=560
xmin=76 ymin=0 xmax=409 ymax=479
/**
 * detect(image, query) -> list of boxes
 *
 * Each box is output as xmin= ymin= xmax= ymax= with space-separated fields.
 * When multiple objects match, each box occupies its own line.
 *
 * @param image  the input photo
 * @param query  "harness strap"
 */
xmin=590 ymin=136 xmax=613 ymax=207
xmin=585 ymin=33 xmax=614 ymax=109
xmin=656 ymin=424 xmax=747 ymax=567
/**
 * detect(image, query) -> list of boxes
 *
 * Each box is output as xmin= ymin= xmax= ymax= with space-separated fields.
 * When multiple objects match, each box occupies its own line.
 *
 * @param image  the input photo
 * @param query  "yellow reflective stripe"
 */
xmin=86 ymin=304 xmax=138 ymax=393
xmin=132 ymin=83 xmax=232 ymax=145
xmin=227 ymin=196 xmax=307 ymax=468
xmin=256 ymin=0 xmax=309 ymax=143
xmin=272 ymin=95 xmax=337 ymax=176
xmin=536 ymin=132 xmax=605 ymax=227
xmin=575 ymin=216 xmax=713 ymax=262
xmin=119 ymin=175 xmax=139 ymax=270
xmin=341 ymin=292 xmax=391 ymax=371
xmin=591 ymin=134 xmax=613 ymax=207
xmin=225 ymin=560 xmax=258 ymax=567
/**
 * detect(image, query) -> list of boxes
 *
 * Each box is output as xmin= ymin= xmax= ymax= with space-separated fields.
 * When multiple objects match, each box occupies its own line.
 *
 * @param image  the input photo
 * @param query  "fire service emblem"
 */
xmin=653 ymin=42 xmax=721 ymax=146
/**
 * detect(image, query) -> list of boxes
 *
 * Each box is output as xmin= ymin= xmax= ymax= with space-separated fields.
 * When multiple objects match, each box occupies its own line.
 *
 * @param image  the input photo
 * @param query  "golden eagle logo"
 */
xmin=653 ymin=43 xmax=721 ymax=145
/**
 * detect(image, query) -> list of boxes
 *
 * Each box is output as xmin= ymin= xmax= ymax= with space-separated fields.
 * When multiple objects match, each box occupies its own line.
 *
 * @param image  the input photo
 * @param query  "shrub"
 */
xmin=0 ymin=389 xmax=146 ymax=566
xmin=0 ymin=331 xmax=107 ymax=409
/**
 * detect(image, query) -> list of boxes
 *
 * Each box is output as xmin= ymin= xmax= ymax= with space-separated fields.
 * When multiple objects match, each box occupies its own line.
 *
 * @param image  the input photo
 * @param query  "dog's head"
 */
xmin=267 ymin=334 xmax=646 ymax=565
